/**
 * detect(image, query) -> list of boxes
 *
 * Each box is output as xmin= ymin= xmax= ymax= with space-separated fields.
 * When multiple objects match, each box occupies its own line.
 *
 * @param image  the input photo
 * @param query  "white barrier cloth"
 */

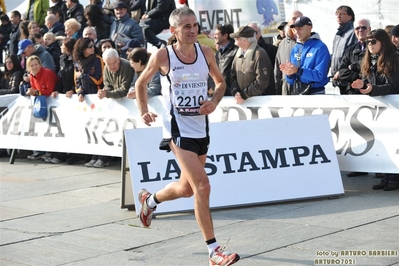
xmin=0 ymin=95 xmax=398 ymax=173
xmin=125 ymin=115 xmax=343 ymax=214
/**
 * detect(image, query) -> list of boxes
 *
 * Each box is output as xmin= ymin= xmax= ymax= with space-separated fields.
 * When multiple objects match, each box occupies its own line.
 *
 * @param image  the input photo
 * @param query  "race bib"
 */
xmin=174 ymin=73 xmax=208 ymax=116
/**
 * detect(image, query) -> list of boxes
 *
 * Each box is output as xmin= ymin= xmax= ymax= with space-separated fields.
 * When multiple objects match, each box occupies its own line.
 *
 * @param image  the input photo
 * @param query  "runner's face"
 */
xmin=172 ymin=15 xmax=198 ymax=44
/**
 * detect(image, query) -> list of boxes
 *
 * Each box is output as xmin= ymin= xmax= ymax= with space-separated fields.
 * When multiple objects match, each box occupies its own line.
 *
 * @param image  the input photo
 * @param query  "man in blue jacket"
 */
xmin=280 ymin=16 xmax=330 ymax=95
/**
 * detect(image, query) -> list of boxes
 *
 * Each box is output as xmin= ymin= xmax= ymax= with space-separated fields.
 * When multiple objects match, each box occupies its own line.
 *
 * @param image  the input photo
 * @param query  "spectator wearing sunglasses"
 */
xmin=351 ymin=29 xmax=399 ymax=95
xmin=331 ymin=6 xmax=357 ymax=92
xmin=72 ymin=37 xmax=104 ymax=101
xmin=336 ymin=18 xmax=371 ymax=95
xmin=351 ymin=29 xmax=399 ymax=191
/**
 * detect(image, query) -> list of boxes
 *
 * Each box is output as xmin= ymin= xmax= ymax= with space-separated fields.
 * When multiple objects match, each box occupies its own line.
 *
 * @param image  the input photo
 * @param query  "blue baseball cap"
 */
xmin=290 ymin=16 xmax=313 ymax=28
xmin=17 ymin=39 xmax=33 ymax=55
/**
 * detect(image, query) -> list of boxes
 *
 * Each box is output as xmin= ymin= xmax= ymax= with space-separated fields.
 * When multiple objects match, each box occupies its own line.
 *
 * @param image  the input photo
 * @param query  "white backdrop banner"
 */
xmin=125 ymin=115 xmax=343 ymax=215
xmin=0 ymin=94 xmax=398 ymax=173
xmin=189 ymin=0 xmax=286 ymax=36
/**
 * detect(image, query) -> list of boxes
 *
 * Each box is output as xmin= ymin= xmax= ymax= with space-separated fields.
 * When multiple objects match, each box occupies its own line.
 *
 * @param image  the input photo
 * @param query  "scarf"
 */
xmin=79 ymin=54 xmax=97 ymax=73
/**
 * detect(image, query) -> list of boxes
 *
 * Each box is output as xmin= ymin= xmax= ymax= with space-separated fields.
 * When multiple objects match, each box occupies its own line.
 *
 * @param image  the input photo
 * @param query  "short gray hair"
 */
xmin=83 ymin=26 xmax=97 ymax=36
xmin=102 ymin=48 xmax=119 ymax=60
xmin=169 ymin=5 xmax=196 ymax=28
xmin=243 ymin=36 xmax=257 ymax=43
xmin=45 ymin=14 xmax=57 ymax=24
xmin=354 ymin=18 xmax=371 ymax=28
xmin=248 ymin=21 xmax=261 ymax=33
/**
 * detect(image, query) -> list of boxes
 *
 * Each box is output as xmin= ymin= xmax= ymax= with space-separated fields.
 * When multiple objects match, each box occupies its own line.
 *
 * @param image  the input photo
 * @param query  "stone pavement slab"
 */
xmin=0 ymin=158 xmax=398 ymax=266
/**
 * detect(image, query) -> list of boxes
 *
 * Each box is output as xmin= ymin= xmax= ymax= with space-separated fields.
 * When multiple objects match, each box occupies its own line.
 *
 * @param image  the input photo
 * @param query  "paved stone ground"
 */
xmin=0 ymin=157 xmax=398 ymax=266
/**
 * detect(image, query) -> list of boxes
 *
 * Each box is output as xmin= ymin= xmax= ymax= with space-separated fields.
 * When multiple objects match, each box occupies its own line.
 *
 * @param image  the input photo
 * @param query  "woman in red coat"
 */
xmin=25 ymin=55 xmax=59 ymax=97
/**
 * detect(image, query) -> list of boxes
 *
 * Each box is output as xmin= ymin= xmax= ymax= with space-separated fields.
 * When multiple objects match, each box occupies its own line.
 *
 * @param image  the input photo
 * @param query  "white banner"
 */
xmin=189 ymin=0 xmax=286 ymax=36
xmin=0 ymin=95 xmax=398 ymax=173
xmin=0 ymin=94 xmax=19 ymax=114
xmin=125 ymin=115 xmax=343 ymax=215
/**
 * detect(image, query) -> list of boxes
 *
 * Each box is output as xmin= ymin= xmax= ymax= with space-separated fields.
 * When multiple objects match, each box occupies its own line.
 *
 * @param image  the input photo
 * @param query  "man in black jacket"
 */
xmin=391 ymin=25 xmax=399 ymax=54
xmin=8 ymin=11 xmax=21 ymax=56
xmin=0 ymin=13 xmax=12 ymax=64
xmin=214 ymin=23 xmax=238 ymax=96
xmin=45 ymin=14 xmax=65 ymax=37
xmin=65 ymin=0 xmax=86 ymax=29
xmin=50 ymin=0 xmax=67 ymax=23
xmin=141 ymin=0 xmax=176 ymax=48
xmin=337 ymin=18 xmax=371 ymax=95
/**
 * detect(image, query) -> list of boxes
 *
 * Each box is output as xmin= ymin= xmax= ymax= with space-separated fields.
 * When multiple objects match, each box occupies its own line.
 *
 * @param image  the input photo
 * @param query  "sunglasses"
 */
xmin=355 ymin=26 xmax=367 ymax=31
xmin=367 ymin=39 xmax=377 ymax=45
xmin=87 ymin=44 xmax=94 ymax=48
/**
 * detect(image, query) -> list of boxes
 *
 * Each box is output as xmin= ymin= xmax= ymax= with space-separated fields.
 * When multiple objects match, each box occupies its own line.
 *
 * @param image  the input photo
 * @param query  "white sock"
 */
xmin=146 ymin=195 xmax=157 ymax=209
xmin=207 ymin=242 xmax=219 ymax=255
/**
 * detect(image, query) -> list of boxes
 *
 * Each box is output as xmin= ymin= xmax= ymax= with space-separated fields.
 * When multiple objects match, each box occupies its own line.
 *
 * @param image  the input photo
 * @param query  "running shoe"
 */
xmin=138 ymin=189 xmax=156 ymax=227
xmin=209 ymin=246 xmax=240 ymax=266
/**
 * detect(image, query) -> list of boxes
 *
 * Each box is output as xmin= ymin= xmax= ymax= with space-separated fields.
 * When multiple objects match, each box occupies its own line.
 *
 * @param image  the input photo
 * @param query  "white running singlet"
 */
xmin=160 ymin=43 xmax=210 ymax=139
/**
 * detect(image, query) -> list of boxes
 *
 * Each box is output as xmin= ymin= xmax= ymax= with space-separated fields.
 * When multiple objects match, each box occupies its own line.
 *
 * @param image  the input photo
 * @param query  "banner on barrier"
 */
xmin=0 ymin=95 xmax=398 ymax=172
xmin=125 ymin=115 xmax=343 ymax=215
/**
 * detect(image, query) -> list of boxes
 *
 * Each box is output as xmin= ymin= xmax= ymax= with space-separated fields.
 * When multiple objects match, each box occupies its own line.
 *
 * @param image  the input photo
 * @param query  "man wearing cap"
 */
xmin=103 ymin=0 xmax=131 ymax=18
xmin=391 ymin=24 xmax=399 ymax=54
xmin=274 ymin=21 xmax=287 ymax=47
xmin=110 ymin=1 xmax=143 ymax=59
xmin=18 ymin=39 xmax=56 ymax=72
xmin=280 ymin=16 xmax=330 ymax=94
xmin=247 ymin=22 xmax=277 ymax=95
xmin=274 ymin=10 xmax=303 ymax=95
xmin=230 ymin=25 xmax=273 ymax=104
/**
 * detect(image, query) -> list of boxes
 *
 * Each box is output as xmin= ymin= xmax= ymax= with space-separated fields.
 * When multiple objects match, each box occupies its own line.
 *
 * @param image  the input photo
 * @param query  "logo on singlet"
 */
xmin=172 ymin=66 xmax=184 ymax=71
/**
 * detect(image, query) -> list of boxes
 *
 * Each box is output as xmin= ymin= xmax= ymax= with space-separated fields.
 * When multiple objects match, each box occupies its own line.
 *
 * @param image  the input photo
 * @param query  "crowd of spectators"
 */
xmin=0 ymin=3 xmax=398 ymax=188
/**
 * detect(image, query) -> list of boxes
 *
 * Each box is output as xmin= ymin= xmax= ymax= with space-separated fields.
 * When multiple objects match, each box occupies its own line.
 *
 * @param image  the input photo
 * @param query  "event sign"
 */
xmin=125 ymin=115 xmax=343 ymax=214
